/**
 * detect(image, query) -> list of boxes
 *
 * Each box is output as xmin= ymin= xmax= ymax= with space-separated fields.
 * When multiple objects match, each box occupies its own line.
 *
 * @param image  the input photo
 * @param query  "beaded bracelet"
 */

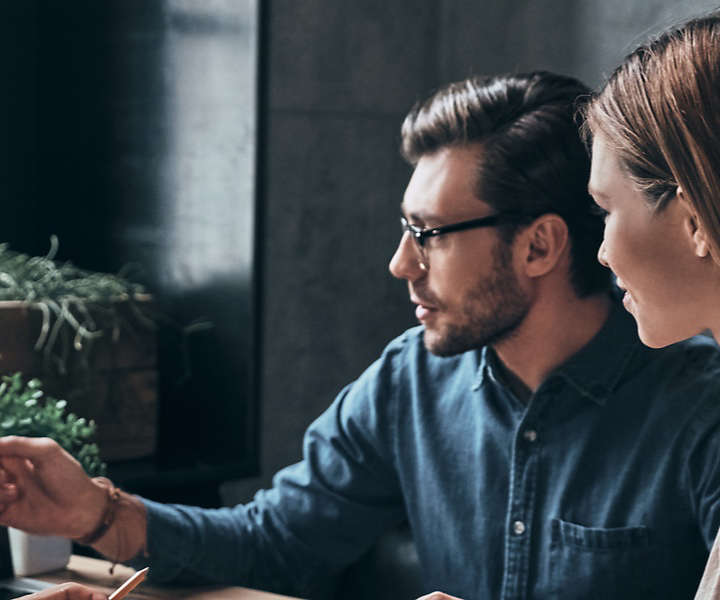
xmin=74 ymin=477 xmax=120 ymax=546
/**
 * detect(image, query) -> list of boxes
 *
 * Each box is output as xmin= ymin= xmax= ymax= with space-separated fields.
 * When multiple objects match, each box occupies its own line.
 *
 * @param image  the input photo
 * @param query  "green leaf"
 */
xmin=0 ymin=373 xmax=106 ymax=476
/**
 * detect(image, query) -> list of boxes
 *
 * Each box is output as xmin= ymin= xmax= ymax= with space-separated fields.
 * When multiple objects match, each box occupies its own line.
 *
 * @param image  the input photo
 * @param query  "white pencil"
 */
xmin=108 ymin=567 xmax=150 ymax=600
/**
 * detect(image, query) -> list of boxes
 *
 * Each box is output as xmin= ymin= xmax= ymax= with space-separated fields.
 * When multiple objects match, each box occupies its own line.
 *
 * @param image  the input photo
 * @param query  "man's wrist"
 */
xmin=73 ymin=478 xmax=120 ymax=545
xmin=91 ymin=490 xmax=148 ymax=563
xmin=69 ymin=476 xmax=113 ymax=540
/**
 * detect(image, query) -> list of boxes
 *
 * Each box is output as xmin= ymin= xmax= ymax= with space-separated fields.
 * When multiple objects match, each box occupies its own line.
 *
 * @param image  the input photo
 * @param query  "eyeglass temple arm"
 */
xmin=425 ymin=214 xmax=520 ymax=238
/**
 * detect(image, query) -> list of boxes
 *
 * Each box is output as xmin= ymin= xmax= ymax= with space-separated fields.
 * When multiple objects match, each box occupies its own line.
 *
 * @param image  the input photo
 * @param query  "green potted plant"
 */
xmin=0 ymin=372 xmax=106 ymax=474
xmin=0 ymin=372 xmax=107 ymax=575
xmin=0 ymin=237 xmax=158 ymax=463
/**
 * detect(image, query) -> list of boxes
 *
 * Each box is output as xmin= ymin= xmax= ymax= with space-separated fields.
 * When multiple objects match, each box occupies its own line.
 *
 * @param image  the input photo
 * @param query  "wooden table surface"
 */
xmin=39 ymin=556 xmax=303 ymax=600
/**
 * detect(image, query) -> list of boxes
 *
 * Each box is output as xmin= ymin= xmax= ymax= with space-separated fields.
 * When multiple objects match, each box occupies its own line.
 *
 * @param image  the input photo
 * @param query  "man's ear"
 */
xmin=522 ymin=214 xmax=569 ymax=278
xmin=678 ymin=187 xmax=711 ymax=258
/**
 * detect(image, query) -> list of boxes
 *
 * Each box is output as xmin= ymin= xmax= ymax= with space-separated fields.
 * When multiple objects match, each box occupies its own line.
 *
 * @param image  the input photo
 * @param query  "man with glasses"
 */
xmin=2 ymin=71 xmax=720 ymax=600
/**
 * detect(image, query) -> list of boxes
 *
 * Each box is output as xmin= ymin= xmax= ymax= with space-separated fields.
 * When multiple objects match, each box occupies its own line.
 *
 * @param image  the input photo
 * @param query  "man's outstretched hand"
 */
xmin=0 ymin=436 xmax=106 ymax=540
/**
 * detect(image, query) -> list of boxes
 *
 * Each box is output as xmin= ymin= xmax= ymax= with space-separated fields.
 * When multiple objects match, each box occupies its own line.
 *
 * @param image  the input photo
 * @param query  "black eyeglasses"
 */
xmin=400 ymin=212 xmax=529 ymax=267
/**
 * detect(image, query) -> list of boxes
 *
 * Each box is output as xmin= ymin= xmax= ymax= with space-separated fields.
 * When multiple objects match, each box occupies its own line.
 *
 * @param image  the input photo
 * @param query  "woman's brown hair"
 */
xmin=585 ymin=13 xmax=720 ymax=260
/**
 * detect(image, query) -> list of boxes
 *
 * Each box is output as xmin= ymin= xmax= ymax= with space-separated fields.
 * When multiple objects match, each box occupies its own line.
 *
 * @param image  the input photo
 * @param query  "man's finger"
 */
xmin=0 ymin=457 xmax=37 ymax=484
xmin=0 ymin=483 xmax=19 ymax=503
xmin=0 ymin=436 xmax=59 ymax=460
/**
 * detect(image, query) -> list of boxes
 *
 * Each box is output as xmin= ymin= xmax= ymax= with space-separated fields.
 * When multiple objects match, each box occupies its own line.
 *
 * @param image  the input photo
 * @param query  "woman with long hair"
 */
xmin=584 ymin=12 xmax=720 ymax=599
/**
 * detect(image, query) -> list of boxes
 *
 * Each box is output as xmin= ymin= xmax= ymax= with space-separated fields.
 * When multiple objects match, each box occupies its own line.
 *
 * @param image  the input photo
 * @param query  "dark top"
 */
xmin=136 ymin=302 xmax=720 ymax=599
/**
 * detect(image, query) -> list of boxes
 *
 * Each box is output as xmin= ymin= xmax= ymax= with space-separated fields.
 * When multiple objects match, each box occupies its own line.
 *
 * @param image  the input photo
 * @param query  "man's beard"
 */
xmin=425 ymin=241 xmax=531 ymax=357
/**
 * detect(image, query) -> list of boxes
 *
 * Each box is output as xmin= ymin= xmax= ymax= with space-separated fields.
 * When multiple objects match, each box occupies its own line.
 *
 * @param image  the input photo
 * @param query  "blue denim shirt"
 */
xmin=135 ymin=302 xmax=720 ymax=599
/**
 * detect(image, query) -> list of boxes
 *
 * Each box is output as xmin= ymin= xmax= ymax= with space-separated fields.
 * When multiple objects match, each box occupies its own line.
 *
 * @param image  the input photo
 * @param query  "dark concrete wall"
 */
xmin=222 ymin=0 xmax=720 ymax=503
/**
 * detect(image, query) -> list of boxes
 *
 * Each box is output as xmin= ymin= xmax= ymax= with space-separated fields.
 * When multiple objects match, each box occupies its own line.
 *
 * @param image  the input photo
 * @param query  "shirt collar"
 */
xmin=474 ymin=298 xmax=639 ymax=405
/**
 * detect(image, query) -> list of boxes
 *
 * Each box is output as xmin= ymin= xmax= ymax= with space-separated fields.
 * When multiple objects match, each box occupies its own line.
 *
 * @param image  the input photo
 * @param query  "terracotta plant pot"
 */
xmin=0 ymin=300 xmax=158 ymax=461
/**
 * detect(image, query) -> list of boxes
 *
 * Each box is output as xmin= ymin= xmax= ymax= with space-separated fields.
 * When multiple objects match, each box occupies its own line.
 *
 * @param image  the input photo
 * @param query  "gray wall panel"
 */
xmin=222 ymin=0 xmax=720 ymax=504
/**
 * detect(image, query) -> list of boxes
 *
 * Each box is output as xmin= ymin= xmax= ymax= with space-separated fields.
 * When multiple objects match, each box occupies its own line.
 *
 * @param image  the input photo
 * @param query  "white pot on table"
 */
xmin=8 ymin=528 xmax=72 ymax=576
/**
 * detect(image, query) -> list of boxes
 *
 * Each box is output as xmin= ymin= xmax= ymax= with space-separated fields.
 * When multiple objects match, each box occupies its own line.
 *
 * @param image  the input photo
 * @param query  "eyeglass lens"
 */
xmin=400 ymin=217 xmax=429 ymax=265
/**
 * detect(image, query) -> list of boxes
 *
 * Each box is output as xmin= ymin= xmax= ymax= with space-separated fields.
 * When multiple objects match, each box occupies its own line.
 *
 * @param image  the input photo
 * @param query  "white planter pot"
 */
xmin=7 ymin=528 xmax=71 ymax=576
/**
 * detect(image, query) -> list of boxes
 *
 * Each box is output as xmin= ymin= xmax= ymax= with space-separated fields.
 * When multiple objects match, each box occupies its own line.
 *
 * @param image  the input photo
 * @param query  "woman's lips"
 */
xmin=622 ymin=290 xmax=633 ymax=312
xmin=618 ymin=284 xmax=635 ymax=312
xmin=615 ymin=278 xmax=633 ymax=311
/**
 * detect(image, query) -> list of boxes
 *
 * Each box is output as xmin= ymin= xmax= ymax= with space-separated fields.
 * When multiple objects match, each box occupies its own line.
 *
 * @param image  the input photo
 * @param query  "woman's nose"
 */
xmin=597 ymin=239 xmax=609 ymax=267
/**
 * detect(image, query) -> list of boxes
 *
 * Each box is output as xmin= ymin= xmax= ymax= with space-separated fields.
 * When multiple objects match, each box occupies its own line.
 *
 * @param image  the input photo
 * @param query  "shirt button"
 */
xmin=523 ymin=429 xmax=537 ymax=442
xmin=513 ymin=520 xmax=526 ymax=535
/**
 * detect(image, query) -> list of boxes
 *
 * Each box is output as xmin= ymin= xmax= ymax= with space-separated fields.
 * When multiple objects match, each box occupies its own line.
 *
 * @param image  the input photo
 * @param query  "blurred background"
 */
xmin=0 ymin=0 xmax=718 ymax=511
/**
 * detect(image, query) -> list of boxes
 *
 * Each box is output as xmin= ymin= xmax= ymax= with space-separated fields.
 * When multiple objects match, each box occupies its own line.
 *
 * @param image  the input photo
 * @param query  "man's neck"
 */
xmin=492 ymin=290 xmax=612 ymax=393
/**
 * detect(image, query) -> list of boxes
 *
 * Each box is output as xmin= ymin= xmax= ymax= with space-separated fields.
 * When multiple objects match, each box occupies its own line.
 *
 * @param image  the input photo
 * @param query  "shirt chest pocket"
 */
xmin=550 ymin=518 xmax=657 ymax=599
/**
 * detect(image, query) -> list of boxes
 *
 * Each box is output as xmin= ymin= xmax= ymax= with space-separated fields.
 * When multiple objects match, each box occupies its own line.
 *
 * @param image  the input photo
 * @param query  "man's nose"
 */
xmin=389 ymin=233 xmax=426 ymax=281
xmin=597 ymin=239 xmax=609 ymax=267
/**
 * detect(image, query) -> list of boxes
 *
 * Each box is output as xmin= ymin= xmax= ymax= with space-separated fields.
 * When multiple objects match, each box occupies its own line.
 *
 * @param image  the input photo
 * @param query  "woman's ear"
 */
xmin=678 ymin=187 xmax=711 ymax=258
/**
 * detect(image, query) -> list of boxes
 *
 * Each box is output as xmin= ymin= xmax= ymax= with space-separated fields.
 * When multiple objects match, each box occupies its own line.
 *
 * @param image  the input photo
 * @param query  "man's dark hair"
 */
xmin=400 ymin=71 xmax=611 ymax=297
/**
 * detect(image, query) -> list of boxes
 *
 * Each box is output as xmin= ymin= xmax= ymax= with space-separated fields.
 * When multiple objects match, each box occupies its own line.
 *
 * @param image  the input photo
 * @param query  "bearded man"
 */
xmin=3 ymin=72 xmax=720 ymax=600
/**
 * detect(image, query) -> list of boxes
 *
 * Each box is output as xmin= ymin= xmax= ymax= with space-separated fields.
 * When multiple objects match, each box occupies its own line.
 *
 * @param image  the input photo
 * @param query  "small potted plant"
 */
xmin=0 ymin=237 xmax=158 ymax=463
xmin=0 ymin=372 xmax=106 ymax=575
